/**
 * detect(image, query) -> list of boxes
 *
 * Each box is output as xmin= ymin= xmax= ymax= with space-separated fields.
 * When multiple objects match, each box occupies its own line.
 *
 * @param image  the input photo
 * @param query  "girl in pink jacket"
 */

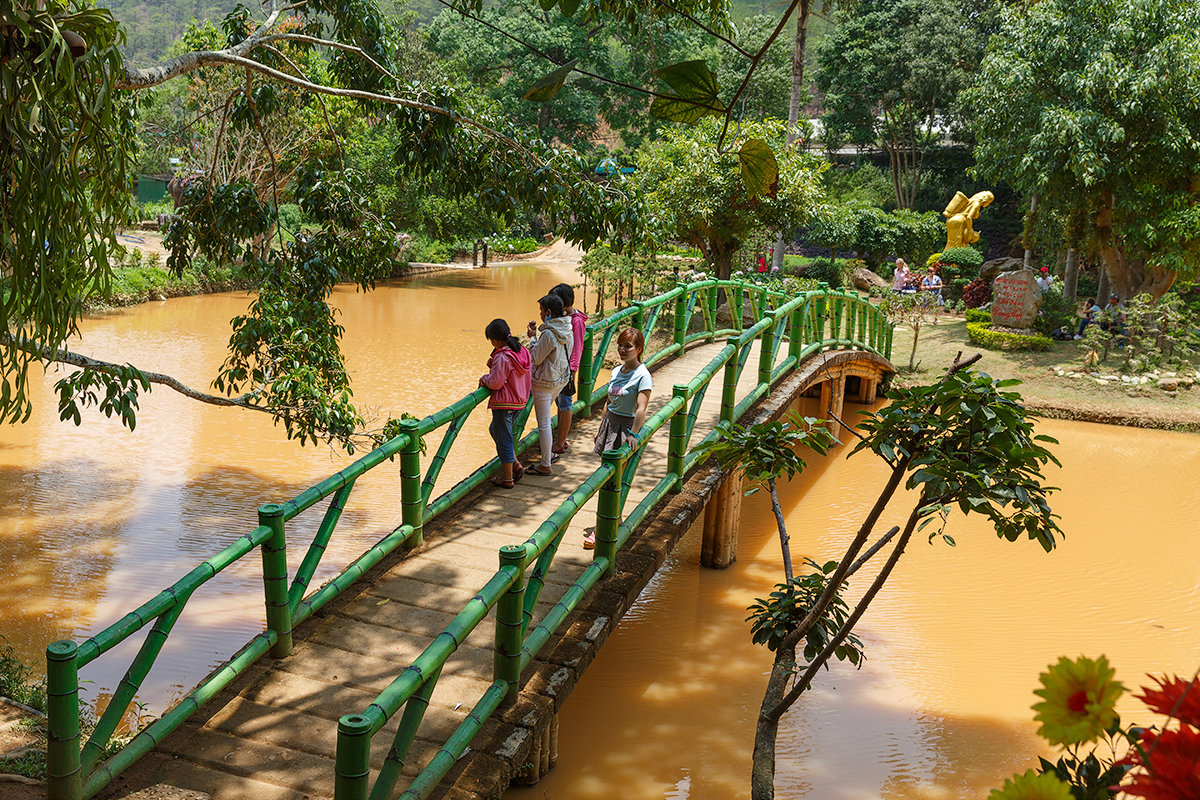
xmin=480 ymin=319 xmax=532 ymax=488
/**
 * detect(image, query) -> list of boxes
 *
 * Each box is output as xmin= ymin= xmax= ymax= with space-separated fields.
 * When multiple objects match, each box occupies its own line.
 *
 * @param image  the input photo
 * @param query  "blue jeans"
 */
xmin=490 ymin=409 xmax=516 ymax=463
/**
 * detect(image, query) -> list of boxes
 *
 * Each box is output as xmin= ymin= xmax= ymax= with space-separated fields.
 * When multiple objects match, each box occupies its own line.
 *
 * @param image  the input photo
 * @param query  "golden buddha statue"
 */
xmin=942 ymin=190 xmax=994 ymax=251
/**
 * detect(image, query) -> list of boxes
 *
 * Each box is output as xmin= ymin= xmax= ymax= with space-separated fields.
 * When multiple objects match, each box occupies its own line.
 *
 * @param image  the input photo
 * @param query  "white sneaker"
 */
xmin=1073 ymin=334 xmax=1083 ymax=340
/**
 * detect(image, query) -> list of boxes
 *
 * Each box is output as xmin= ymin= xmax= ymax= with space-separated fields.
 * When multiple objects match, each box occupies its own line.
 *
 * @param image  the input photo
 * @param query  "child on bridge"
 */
xmin=550 ymin=282 xmax=588 ymax=458
xmin=480 ymin=319 xmax=532 ymax=489
xmin=526 ymin=294 xmax=574 ymax=476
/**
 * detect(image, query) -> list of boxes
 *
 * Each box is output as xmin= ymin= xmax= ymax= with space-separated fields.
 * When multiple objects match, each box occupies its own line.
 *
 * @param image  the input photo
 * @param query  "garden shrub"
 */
xmin=963 ymin=278 xmax=993 ymax=308
xmin=1034 ymin=288 xmax=1074 ymax=334
xmin=940 ymin=246 xmax=984 ymax=271
xmin=967 ymin=322 xmax=1053 ymax=351
xmin=965 ymin=308 xmax=991 ymax=324
xmin=277 ymin=203 xmax=304 ymax=231
xmin=805 ymin=259 xmax=843 ymax=288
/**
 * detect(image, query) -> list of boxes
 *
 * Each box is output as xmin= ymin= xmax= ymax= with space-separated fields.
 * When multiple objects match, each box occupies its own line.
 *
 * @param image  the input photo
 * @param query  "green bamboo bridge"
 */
xmin=43 ymin=278 xmax=895 ymax=800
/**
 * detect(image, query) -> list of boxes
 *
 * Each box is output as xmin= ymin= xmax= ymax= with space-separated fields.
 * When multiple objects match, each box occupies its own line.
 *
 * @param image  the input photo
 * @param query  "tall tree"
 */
xmin=634 ymin=117 xmax=826 ymax=280
xmin=966 ymin=0 xmax=1200 ymax=300
xmin=814 ymin=0 xmax=987 ymax=209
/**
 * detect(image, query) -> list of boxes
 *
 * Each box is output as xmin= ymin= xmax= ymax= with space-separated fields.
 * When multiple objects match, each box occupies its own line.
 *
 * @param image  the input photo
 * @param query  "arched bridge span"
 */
xmin=44 ymin=279 xmax=894 ymax=800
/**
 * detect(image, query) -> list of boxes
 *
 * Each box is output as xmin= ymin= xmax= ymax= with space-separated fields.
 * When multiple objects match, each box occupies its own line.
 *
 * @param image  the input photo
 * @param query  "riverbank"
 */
xmin=890 ymin=314 xmax=1200 ymax=432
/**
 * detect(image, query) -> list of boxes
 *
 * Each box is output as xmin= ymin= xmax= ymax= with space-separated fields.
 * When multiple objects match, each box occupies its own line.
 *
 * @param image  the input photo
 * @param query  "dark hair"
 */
xmin=550 ymin=283 xmax=575 ymax=308
xmin=616 ymin=327 xmax=644 ymax=360
xmin=485 ymin=318 xmax=521 ymax=352
xmin=538 ymin=293 xmax=564 ymax=318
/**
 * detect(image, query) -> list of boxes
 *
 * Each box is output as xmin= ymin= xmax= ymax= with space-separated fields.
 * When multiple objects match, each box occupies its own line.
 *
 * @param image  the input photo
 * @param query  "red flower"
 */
xmin=1138 ymin=675 xmax=1200 ymax=729
xmin=1120 ymin=727 xmax=1200 ymax=800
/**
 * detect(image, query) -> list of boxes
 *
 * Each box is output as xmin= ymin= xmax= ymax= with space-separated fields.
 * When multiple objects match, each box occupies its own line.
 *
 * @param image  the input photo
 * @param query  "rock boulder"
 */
xmin=980 ymin=256 xmax=1024 ymax=282
xmin=852 ymin=267 xmax=890 ymax=291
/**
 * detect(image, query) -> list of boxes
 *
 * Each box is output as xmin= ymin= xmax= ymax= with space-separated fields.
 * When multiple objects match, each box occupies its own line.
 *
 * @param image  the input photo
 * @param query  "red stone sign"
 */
xmin=990 ymin=270 xmax=1042 ymax=329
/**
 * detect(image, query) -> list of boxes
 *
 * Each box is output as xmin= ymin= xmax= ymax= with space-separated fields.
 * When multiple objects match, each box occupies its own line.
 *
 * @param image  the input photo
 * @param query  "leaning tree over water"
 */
xmin=1 ymin=0 xmax=818 ymax=449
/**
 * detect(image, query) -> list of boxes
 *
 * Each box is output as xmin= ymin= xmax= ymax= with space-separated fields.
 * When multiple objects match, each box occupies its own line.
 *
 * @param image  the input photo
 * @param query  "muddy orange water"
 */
xmin=1 ymin=262 xmax=1197 ymax=798
xmin=507 ymin=401 xmax=1200 ymax=799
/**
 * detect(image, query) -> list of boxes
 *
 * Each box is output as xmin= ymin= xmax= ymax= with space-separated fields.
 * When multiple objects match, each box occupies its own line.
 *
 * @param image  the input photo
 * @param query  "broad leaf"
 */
xmin=649 ymin=59 xmax=725 ymax=124
xmin=739 ymin=138 xmax=778 ymax=199
xmin=558 ymin=0 xmax=580 ymax=15
xmin=522 ymin=59 xmax=578 ymax=102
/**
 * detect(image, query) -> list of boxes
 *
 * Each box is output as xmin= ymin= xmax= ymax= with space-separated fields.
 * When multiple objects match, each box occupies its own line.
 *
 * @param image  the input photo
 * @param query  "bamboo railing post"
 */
xmin=494 ymin=545 xmax=527 ymax=705
xmin=595 ymin=452 xmax=624 ymax=577
xmin=258 ymin=503 xmax=293 ymax=658
xmin=46 ymin=640 xmax=82 ymax=800
xmin=707 ymin=284 xmax=720 ymax=338
xmin=815 ymin=294 xmax=828 ymax=346
xmin=673 ymin=291 xmax=687 ymax=348
xmin=667 ymin=384 xmax=688 ymax=493
xmin=886 ymin=323 xmax=894 ymax=360
xmin=731 ymin=283 xmax=744 ymax=331
xmin=632 ymin=301 xmax=645 ymax=332
xmin=720 ymin=346 xmax=739 ymax=427
xmin=399 ymin=419 xmax=424 ymax=547
xmin=578 ymin=329 xmax=595 ymax=417
xmin=757 ymin=311 xmax=777 ymax=387
xmin=788 ymin=305 xmax=804 ymax=360
xmin=334 ymin=713 xmax=373 ymax=800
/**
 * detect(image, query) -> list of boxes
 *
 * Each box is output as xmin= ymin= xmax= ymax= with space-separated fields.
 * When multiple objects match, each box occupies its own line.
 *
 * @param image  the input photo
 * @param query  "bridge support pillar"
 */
xmin=514 ymin=710 xmax=559 ymax=786
xmin=821 ymin=376 xmax=846 ymax=435
xmin=701 ymin=470 xmax=743 ymax=569
xmin=857 ymin=376 xmax=878 ymax=403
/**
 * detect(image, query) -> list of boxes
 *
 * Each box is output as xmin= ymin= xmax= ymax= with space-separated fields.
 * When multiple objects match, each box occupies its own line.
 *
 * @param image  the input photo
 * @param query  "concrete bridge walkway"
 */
xmin=101 ymin=338 xmax=782 ymax=800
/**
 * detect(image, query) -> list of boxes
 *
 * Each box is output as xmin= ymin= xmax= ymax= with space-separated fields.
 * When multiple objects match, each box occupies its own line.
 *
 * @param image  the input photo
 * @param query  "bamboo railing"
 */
xmin=44 ymin=278 xmax=892 ymax=800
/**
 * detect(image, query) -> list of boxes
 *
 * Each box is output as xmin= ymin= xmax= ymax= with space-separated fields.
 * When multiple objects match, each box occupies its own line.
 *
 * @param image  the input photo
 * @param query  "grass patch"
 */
xmin=92 ymin=251 xmax=251 ymax=310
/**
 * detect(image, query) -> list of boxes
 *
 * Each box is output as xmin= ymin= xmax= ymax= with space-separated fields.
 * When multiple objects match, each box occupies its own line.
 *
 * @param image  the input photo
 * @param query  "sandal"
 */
xmin=512 ymin=464 xmax=524 ymax=483
xmin=490 ymin=475 xmax=515 ymax=489
xmin=526 ymin=464 xmax=554 ymax=476
xmin=552 ymin=441 xmax=570 ymax=455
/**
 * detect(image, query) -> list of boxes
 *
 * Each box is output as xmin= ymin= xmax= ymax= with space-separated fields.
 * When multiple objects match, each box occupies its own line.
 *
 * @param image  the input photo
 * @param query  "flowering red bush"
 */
xmin=963 ymin=278 xmax=993 ymax=309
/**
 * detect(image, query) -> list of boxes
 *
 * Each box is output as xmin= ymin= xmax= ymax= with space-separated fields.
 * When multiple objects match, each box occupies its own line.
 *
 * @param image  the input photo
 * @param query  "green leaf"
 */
xmin=558 ymin=0 xmax=580 ymax=14
xmin=522 ymin=59 xmax=578 ymax=102
xmin=649 ymin=60 xmax=725 ymax=124
xmin=738 ymin=139 xmax=779 ymax=200
xmin=538 ymin=0 xmax=557 ymax=8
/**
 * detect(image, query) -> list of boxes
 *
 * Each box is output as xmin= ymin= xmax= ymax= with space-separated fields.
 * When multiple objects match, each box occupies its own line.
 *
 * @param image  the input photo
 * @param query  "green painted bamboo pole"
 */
xmin=293 ymin=525 xmax=416 ymax=628
xmin=46 ymin=640 xmax=81 ymax=800
xmin=519 ymin=560 xmax=606 ymax=670
xmin=399 ymin=419 xmax=424 ymax=547
xmin=258 ymin=503 xmax=293 ymax=658
xmin=290 ymin=480 xmax=355 ymax=615
xmin=577 ymin=328 xmax=594 ymax=417
xmin=673 ymin=290 xmax=688 ymax=349
xmin=334 ymin=713 xmax=372 ymax=800
xmin=398 ymin=681 xmax=508 ymax=800
xmin=757 ymin=311 xmax=776 ymax=387
xmin=788 ymin=306 xmax=804 ymax=360
xmin=719 ymin=344 xmax=739 ymax=427
xmin=666 ymin=384 xmax=688 ymax=493
xmin=595 ymin=450 xmax=623 ymax=578
xmin=369 ymin=665 xmax=442 ymax=800
xmin=494 ymin=545 xmax=527 ymax=705
xmin=82 ymin=630 xmax=275 ymax=799
xmin=80 ymin=599 xmax=188 ymax=775
xmin=420 ymin=415 xmax=464 ymax=507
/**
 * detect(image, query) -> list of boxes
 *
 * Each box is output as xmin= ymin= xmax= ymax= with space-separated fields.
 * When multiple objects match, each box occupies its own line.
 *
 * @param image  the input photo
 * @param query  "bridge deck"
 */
xmin=103 ymin=339 xmax=772 ymax=800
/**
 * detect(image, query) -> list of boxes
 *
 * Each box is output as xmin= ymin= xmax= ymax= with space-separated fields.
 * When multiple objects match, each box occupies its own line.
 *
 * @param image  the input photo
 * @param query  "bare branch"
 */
xmin=3 ymin=333 xmax=270 ymax=413
xmin=260 ymin=32 xmax=398 ymax=82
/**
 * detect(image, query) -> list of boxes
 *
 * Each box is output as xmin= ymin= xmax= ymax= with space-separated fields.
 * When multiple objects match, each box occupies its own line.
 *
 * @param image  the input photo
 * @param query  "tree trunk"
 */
xmin=750 ymin=646 xmax=795 ymax=800
xmin=1096 ymin=263 xmax=1109 ymax=304
xmin=769 ymin=478 xmax=793 ymax=581
xmin=1062 ymin=247 xmax=1079 ymax=303
xmin=710 ymin=244 xmax=734 ymax=281
xmin=908 ymin=321 xmax=921 ymax=370
xmin=1022 ymin=194 xmax=1037 ymax=269
xmin=1094 ymin=194 xmax=1176 ymax=300
xmin=770 ymin=0 xmax=812 ymax=274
